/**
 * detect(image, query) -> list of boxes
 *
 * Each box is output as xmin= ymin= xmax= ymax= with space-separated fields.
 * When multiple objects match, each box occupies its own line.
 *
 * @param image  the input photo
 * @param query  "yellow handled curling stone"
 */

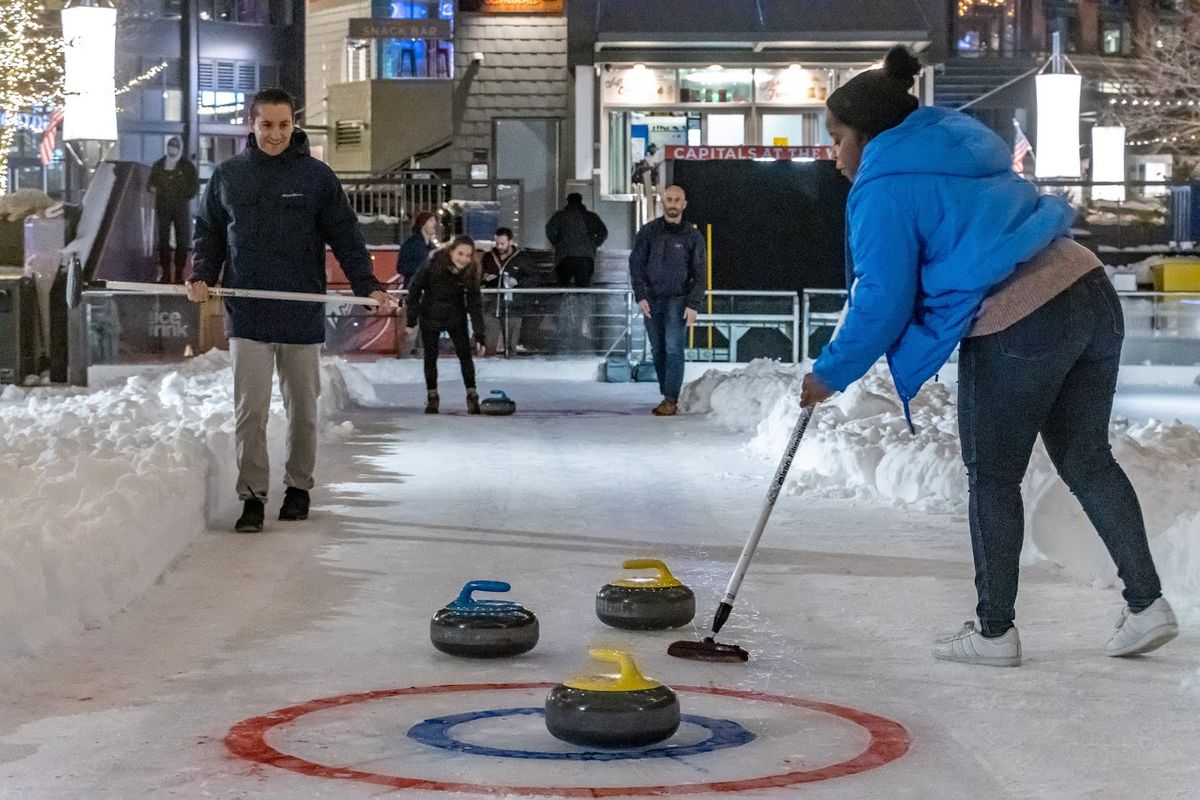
xmin=595 ymin=559 xmax=695 ymax=630
xmin=544 ymin=648 xmax=680 ymax=748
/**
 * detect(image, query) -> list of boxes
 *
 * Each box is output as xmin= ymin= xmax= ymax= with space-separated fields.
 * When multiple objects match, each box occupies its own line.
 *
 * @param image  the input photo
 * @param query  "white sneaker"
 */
xmin=933 ymin=621 xmax=1021 ymax=667
xmin=1105 ymin=597 xmax=1178 ymax=657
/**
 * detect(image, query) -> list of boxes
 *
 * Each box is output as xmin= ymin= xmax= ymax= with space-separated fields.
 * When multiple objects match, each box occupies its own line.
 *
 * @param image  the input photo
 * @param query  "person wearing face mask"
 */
xmin=148 ymin=136 xmax=200 ymax=284
xmin=404 ymin=235 xmax=487 ymax=414
xmin=799 ymin=46 xmax=1175 ymax=667
xmin=186 ymin=88 xmax=395 ymax=533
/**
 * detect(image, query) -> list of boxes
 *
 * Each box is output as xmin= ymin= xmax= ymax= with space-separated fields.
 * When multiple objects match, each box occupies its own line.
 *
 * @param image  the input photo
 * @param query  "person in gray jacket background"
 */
xmin=629 ymin=185 xmax=706 ymax=416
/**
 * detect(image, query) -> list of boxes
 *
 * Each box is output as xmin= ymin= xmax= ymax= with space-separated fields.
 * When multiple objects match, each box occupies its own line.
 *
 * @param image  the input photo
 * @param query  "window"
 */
xmin=705 ymin=114 xmax=744 ymax=146
xmin=163 ymin=89 xmax=183 ymax=122
xmin=215 ymin=0 xmax=234 ymax=20
xmin=199 ymin=90 xmax=247 ymax=124
xmin=377 ymin=38 xmax=453 ymax=79
xmin=347 ymin=40 xmax=371 ymax=82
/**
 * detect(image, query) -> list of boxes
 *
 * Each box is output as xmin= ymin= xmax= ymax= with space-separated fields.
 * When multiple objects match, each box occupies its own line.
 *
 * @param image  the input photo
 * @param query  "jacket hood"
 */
xmin=246 ymin=128 xmax=311 ymax=160
xmin=855 ymin=107 xmax=1011 ymax=186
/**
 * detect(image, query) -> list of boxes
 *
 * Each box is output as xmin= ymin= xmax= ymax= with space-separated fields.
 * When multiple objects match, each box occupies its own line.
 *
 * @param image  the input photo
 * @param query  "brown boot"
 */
xmin=466 ymin=389 xmax=482 ymax=415
xmin=651 ymin=399 xmax=678 ymax=416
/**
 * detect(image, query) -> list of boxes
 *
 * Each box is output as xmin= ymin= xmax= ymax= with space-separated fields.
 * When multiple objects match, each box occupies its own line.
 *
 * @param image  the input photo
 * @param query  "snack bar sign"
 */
xmin=665 ymin=145 xmax=835 ymax=161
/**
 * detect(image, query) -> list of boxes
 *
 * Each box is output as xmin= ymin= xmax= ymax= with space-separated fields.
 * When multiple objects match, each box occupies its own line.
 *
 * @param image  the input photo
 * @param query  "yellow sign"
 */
xmin=773 ymin=137 xmax=789 ymax=146
xmin=468 ymin=0 xmax=564 ymax=12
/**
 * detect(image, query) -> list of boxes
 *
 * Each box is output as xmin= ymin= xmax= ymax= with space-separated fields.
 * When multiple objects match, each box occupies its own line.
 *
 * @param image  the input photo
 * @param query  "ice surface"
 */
xmin=0 ymin=357 xmax=1197 ymax=799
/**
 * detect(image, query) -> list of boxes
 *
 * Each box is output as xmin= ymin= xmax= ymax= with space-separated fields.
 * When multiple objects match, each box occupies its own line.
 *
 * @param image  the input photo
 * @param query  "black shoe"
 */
xmin=279 ymin=487 xmax=310 ymax=521
xmin=425 ymin=391 xmax=439 ymax=414
xmin=235 ymin=498 xmax=265 ymax=532
xmin=466 ymin=390 xmax=481 ymax=415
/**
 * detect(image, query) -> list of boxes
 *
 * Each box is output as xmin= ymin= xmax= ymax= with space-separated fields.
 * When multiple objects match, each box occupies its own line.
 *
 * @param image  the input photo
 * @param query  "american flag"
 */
xmin=1012 ymin=121 xmax=1033 ymax=176
xmin=38 ymin=108 xmax=65 ymax=167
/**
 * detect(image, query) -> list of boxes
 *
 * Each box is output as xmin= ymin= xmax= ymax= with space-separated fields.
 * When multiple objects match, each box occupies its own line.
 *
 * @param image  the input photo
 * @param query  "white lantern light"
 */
xmin=61 ymin=3 xmax=118 ymax=142
xmin=1034 ymin=73 xmax=1082 ymax=179
xmin=1091 ymin=124 xmax=1126 ymax=202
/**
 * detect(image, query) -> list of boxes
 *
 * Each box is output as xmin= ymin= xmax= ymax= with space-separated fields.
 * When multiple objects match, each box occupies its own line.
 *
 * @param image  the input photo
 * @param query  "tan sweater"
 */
xmin=967 ymin=237 xmax=1102 ymax=338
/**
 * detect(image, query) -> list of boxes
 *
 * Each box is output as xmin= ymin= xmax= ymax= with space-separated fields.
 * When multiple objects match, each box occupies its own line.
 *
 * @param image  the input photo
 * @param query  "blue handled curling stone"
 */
xmin=596 ymin=559 xmax=695 ymax=630
xmin=481 ymin=389 xmax=517 ymax=416
xmin=545 ymin=648 xmax=680 ymax=748
xmin=430 ymin=580 xmax=539 ymax=657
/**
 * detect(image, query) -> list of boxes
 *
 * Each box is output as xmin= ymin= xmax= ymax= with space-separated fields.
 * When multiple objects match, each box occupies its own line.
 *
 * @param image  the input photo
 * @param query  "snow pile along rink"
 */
xmin=0 ymin=352 xmax=352 ymax=658
xmin=685 ymin=361 xmax=1200 ymax=619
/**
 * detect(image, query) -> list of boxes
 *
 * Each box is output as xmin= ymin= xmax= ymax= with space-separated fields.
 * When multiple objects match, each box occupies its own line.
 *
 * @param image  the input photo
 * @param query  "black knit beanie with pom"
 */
xmin=825 ymin=46 xmax=922 ymax=139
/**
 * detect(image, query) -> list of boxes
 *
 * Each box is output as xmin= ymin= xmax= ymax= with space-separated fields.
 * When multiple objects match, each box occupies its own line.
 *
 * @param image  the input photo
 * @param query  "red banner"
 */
xmin=664 ymin=145 xmax=835 ymax=161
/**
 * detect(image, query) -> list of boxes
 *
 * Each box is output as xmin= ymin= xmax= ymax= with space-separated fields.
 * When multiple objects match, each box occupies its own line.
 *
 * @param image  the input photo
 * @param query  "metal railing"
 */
xmin=77 ymin=286 xmax=804 ymax=366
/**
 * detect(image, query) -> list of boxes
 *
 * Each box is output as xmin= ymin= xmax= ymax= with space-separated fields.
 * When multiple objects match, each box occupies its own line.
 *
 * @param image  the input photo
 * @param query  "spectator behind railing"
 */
xmin=399 ymin=210 xmax=439 ymax=285
xmin=481 ymin=227 xmax=537 ymax=356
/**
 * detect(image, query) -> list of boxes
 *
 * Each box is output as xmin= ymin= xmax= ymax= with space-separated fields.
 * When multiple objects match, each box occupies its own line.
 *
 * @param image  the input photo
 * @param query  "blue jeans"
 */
xmin=644 ymin=295 xmax=687 ymax=402
xmin=958 ymin=268 xmax=1162 ymax=634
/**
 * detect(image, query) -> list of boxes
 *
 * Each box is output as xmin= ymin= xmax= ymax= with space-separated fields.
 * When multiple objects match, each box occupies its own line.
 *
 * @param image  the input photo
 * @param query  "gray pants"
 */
xmin=230 ymin=338 xmax=321 ymax=501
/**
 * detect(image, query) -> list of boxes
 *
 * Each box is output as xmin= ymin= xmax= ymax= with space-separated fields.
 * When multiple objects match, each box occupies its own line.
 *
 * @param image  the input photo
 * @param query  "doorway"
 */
xmin=495 ymin=118 xmax=560 ymax=249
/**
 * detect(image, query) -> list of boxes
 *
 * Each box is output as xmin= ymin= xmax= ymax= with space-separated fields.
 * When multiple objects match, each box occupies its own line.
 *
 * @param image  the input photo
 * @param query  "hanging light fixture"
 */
xmin=60 ymin=0 xmax=118 ymax=142
xmin=1034 ymin=32 xmax=1081 ymax=179
xmin=1091 ymin=120 xmax=1126 ymax=202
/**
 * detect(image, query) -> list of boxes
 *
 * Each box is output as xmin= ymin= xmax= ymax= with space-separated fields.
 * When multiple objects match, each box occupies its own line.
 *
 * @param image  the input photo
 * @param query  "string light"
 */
xmin=0 ymin=0 xmax=64 ymax=193
xmin=115 ymin=61 xmax=168 ymax=96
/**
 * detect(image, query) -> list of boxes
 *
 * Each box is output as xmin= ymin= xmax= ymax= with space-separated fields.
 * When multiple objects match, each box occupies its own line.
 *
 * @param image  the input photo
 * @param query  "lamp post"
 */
xmin=60 ymin=0 xmax=118 ymax=191
xmin=1034 ymin=32 xmax=1082 ymax=180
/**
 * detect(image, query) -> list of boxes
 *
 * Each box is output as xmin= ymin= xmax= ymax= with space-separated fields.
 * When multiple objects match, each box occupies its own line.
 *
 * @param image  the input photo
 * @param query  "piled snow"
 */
xmin=686 ymin=361 xmax=1200 ymax=619
xmin=0 ymin=352 xmax=352 ymax=658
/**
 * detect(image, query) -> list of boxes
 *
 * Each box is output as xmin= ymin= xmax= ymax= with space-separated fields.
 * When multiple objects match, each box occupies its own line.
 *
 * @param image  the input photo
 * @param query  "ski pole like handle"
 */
xmin=712 ymin=405 xmax=815 ymax=634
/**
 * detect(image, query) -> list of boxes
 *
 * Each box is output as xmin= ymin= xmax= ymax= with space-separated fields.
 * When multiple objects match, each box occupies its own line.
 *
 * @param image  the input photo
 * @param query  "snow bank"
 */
xmin=0 ymin=352 xmax=352 ymax=658
xmin=688 ymin=361 xmax=1200 ymax=619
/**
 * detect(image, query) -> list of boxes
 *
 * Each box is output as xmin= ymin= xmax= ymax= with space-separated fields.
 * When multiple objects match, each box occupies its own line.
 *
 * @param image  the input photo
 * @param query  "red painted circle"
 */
xmin=225 ymin=682 xmax=910 ymax=796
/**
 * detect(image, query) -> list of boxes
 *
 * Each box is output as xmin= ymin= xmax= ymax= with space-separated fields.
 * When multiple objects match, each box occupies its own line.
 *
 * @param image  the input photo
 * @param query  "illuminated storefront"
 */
xmin=597 ymin=61 xmax=873 ymax=197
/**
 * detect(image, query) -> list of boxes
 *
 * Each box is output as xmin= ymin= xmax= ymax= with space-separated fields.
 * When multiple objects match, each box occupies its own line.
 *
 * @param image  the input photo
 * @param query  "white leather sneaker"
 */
xmin=933 ymin=621 xmax=1021 ymax=667
xmin=1105 ymin=597 xmax=1178 ymax=657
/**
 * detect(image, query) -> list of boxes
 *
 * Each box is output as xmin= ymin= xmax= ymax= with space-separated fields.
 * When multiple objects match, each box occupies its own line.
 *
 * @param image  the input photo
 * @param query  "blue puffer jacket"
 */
xmin=191 ymin=130 xmax=380 ymax=344
xmin=813 ymin=107 xmax=1075 ymax=407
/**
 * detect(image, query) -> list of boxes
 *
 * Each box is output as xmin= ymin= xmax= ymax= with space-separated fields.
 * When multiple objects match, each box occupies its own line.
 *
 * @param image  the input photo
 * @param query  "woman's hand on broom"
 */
xmin=801 ymin=372 xmax=834 ymax=408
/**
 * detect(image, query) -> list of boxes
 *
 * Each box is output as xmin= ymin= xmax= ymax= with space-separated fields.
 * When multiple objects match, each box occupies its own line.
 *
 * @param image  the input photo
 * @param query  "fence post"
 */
xmin=800 ymin=291 xmax=809 ymax=362
xmin=625 ymin=290 xmax=633 ymax=360
xmin=793 ymin=293 xmax=801 ymax=363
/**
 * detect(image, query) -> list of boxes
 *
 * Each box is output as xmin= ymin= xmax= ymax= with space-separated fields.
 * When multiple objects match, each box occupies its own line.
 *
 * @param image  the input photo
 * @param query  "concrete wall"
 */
xmin=325 ymin=80 xmax=453 ymax=173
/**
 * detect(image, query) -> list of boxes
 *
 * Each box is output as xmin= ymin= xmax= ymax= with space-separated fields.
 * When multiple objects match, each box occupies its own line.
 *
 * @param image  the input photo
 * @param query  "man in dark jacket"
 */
xmin=148 ymin=136 xmax=200 ymax=284
xmin=185 ymin=88 xmax=394 ymax=533
xmin=629 ymin=184 xmax=706 ymax=416
xmin=480 ymin=227 xmax=535 ymax=355
xmin=545 ymin=192 xmax=607 ymax=287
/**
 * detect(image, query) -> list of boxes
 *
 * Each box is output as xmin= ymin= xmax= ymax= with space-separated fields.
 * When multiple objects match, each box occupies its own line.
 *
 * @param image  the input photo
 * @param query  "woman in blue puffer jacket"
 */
xmin=800 ymin=46 xmax=1175 ymax=667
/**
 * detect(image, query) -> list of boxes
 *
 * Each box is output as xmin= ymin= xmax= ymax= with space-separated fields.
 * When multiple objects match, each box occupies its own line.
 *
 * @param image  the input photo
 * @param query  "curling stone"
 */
xmin=545 ymin=648 xmax=680 ymax=748
xmin=596 ymin=559 xmax=695 ymax=630
xmin=481 ymin=390 xmax=516 ymax=416
xmin=430 ymin=580 xmax=538 ymax=658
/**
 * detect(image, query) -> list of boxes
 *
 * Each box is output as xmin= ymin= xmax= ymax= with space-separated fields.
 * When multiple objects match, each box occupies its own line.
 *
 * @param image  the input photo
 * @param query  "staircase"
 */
xmin=934 ymin=57 xmax=1039 ymax=109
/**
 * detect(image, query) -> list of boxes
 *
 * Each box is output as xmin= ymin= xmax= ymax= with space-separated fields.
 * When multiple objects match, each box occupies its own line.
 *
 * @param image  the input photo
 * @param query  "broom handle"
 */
xmin=709 ymin=296 xmax=847 ymax=635
xmin=98 ymin=281 xmax=381 ymax=307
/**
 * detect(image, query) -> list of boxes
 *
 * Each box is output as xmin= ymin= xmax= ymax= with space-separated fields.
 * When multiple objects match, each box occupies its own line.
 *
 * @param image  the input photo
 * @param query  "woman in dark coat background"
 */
xmin=398 ymin=210 xmax=438 ymax=285
xmin=405 ymin=235 xmax=486 ymax=414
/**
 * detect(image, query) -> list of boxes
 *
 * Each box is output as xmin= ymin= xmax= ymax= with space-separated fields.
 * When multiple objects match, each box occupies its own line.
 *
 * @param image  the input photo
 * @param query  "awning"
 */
xmin=595 ymin=0 xmax=932 ymax=54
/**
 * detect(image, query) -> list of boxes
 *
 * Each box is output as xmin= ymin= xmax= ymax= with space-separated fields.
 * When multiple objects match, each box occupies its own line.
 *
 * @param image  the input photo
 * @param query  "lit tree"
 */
xmin=1108 ymin=5 xmax=1200 ymax=170
xmin=0 ymin=0 xmax=63 ymax=194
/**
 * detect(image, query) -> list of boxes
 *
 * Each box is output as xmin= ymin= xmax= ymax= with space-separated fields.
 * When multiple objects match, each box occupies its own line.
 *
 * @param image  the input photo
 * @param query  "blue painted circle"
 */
xmin=407 ymin=706 xmax=755 ymax=761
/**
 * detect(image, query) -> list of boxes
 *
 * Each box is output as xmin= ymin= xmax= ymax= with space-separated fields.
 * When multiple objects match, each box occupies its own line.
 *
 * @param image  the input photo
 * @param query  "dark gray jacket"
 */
xmin=545 ymin=201 xmax=607 ymax=261
xmin=629 ymin=218 xmax=707 ymax=310
xmin=191 ymin=130 xmax=380 ymax=344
